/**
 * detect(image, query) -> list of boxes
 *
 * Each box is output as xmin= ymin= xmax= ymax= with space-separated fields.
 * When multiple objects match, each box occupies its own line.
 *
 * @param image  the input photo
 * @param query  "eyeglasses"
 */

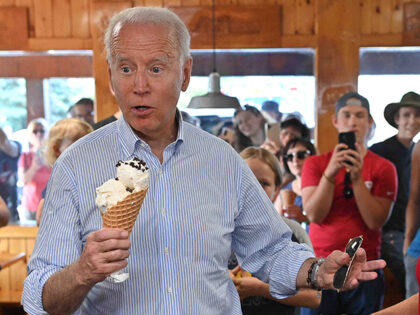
xmin=32 ymin=129 xmax=45 ymax=135
xmin=343 ymin=172 xmax=353 ymax=199
xmin=283 ymin=150 xmax=311 ymax=162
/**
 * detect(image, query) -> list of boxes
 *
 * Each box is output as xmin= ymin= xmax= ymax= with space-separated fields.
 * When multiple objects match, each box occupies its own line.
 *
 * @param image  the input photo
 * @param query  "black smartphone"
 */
xmin=338 ymin=131 xmax=356 ymax=150
xmin=333 ymin=235 xmax=363 ymax=290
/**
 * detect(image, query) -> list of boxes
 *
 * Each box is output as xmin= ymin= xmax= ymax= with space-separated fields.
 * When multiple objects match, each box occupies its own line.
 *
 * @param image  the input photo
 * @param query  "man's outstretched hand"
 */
xmin=317 ymin=248 xmax=386 ymax=291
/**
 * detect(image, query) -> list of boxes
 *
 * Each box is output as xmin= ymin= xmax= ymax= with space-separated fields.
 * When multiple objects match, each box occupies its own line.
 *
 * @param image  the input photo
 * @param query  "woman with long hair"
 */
xmin=233 ymin=105 xmax=266 ymax=152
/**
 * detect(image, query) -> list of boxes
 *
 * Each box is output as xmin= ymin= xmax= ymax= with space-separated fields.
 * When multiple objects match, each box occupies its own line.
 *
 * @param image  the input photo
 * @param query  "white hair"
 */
xmin=104 ymin=7 xmax=191 ymax=64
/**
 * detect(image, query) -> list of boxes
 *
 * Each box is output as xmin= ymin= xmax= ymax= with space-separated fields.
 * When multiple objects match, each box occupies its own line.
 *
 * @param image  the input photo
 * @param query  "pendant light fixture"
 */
xmin=187 ymin=0 xmax=241 ymax=110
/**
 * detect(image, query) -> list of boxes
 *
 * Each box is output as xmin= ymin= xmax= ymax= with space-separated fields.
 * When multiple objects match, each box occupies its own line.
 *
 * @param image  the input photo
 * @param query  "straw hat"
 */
xmin=384 ymin=92 xmax=420 ymax=128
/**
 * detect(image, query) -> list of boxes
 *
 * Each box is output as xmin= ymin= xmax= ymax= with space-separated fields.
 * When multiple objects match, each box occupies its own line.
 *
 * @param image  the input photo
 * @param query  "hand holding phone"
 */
xmin=338 ymin=131 xmax=356 ymax=165
xmin=333 ymin=235 xmax=363 ymax=290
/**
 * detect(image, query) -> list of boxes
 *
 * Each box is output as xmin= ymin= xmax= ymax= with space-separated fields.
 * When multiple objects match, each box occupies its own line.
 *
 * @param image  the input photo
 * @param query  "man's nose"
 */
xmin=133 ymin=71 xmax=150 ymax=94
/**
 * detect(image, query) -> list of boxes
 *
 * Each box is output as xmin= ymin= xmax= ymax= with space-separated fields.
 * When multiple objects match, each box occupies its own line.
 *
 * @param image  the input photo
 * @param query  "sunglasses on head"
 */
xmin=32 ymin=129 xmax=45 ymax=135
xmin=283 ymin=150 xmax=311 ymax=162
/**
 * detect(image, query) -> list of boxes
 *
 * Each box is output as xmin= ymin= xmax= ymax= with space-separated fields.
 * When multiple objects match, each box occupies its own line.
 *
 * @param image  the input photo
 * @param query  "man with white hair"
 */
xmin=22 ymin=7 xmax=385 ymax=315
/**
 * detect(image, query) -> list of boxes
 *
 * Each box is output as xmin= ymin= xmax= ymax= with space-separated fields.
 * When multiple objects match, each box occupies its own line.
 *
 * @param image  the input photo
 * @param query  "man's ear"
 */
xmin=181 ymin=57 xmax=193 ymax=92
xmin=108 ymin=67 xmax=115 ymax=96
xmin=332 ymin=113 xmax=338 ymax=129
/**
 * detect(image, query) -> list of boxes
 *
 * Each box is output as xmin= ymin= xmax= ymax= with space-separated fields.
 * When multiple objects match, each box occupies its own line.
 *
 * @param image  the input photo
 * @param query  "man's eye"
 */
xmin=121 ymin=67 xmax=131 ymax=73
xmin=152 ymin=66 xmax=161 ymax=73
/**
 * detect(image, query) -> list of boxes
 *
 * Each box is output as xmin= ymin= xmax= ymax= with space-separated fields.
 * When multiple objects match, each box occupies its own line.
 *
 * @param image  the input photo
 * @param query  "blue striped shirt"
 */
xmin=22 ymin=115 xmax=314 ymax=314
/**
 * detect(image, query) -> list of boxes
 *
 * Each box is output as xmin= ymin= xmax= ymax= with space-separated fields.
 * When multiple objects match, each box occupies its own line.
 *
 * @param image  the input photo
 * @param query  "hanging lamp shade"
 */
xmin=187 ymin=0 xmax=241 ymax=110
xmin=187 ymin=72 xmax=241 ymax=109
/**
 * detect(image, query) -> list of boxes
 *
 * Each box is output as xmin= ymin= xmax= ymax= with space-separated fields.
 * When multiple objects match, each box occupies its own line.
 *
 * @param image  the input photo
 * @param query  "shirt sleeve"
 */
xmin=22 ymin=156 xmax=83 ymax=315
xmin=301 ymin=155 xmax=323 ymax=189
xmin=231 ymin=158 xmax=314 ymax=299
xmin=371 ymin=157 xmax=398 ymax=201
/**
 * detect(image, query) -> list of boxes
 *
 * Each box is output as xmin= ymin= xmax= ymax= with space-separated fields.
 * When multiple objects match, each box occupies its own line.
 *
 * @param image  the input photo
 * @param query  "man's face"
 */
xmin=333 ymin=101 xmax=372 ymax=145
xmin=72 ymin=104 xmax=94 ymax=125
xmin=108 ymin=23 xmax=192 ymax=140
xmin=395 ymin=106 xmax=420 ymax=140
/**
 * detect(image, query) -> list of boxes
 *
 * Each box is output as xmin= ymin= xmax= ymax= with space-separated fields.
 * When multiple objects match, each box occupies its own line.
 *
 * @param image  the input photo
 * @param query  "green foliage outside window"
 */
xmin=0 ymin=78 xmax=26 ymax=132
xmin=47 ymin=78 xmax=95 ymax=124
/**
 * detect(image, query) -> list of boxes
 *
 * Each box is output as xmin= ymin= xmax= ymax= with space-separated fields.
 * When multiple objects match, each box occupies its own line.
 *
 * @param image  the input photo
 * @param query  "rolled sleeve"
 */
xmin=232 ymin=160 xmax=315 ymax=299
xmin=22 ymin=265 xmax=62 ymax=314
xmin=22 ymin=157 xmax=85 ymax=314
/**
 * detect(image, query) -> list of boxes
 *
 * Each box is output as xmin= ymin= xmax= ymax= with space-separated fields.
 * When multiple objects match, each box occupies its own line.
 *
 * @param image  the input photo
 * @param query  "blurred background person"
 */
xmin=275 ymin=138 xmax=316 ymax=231
xmin=0 ymin=127 xmax=21 ymax=223
xmin=36 ymin=118 xmax=93 ymax=226
xmin=0 ymin=195 xmax=10 ymax=227
xmin=216 ymin=120 xmax=235 ymax=147
xmin=93 ymin=109 xmax=122 ymax=130
xmin=180 ymin=110 xmax=201 ymax=128
xmin=261 ymin=100 xmax=282 ymax=123
xmin=370 ymin=91 xmax=420 ymax=297
xmin=68 ymin=97 xmax=95 ymax=126
xmin=229 ymin=146 xmax=318 ymax=315
xmin=18 ymin=118 xmax=51 ymax=221
xmin=233 ymin=105 xmax=266 ymax=152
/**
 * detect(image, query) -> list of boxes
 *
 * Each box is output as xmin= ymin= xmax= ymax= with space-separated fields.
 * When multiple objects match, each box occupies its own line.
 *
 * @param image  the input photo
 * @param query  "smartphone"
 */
xmin=338 ymin=131 xmax=356 ymax=150
xmin=265 ymin=123 xmax=281 ymax=147
xmin=333 ymin=235 xmax=363 ymax=290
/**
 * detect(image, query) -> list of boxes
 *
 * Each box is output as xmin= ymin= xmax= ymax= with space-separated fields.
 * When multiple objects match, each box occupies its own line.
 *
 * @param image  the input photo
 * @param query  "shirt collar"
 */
xmin=116 ymin=110 xmax=185 ymax=157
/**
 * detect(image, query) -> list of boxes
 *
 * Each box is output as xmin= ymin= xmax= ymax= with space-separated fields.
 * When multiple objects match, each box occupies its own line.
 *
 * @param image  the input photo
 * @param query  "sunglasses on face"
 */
xmin=284 ymin=150 xmax=311 ymax=162
xmin=32 ymin=129 xmax=45 ymax=135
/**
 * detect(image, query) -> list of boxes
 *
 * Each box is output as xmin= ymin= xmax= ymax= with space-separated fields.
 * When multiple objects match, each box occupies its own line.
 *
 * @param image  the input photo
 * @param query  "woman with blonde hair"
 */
xmin=229 ymin=146 xmax=319 ymax=315
xmin=36 ymin=118 xmax=93 ymax=225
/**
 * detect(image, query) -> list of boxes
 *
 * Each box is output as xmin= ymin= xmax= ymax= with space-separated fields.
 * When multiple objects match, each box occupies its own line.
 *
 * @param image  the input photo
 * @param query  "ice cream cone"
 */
xmin=280 ymin=189 xmax=297 ymax=207
xmin=101 ymin=188 xmax=148 ymax=234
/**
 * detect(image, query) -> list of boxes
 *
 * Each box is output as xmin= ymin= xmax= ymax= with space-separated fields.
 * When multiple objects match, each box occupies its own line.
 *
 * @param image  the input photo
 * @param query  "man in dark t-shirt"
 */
xmin=0 ymin=128 xmax=21 ymax=223
xmin=370 ymin=91 xmax=420 ymax=295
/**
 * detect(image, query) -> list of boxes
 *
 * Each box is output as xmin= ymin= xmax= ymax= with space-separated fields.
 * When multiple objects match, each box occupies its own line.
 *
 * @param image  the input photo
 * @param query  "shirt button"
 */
xmin=161 ymin=208 xmax=166 ymax=216
xmin=168 ymin=286 xmax=173 ymax=294
xmin=141 ymin=143 xmax=145 ymax=147
xmin=164 ymin=247 xmax=169 ymax=255
xmin=159 ymin=169 xmax=163 ymax=175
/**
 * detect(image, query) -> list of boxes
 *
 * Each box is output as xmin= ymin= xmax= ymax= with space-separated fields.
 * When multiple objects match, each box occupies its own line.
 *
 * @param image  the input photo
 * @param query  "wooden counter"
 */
xmin=0 ymin=225 xmax=38 ymax=304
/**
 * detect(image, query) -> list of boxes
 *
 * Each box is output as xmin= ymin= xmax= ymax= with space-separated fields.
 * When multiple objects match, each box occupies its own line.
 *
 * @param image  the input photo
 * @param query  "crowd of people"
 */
xmin=0 ymin=6 xmax=418 ymax=315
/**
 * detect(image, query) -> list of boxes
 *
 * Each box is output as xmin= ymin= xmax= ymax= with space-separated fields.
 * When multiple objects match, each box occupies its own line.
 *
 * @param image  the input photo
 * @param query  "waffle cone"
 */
xmin=101 ymin=188 xmax=148 ymax=234
xmin=280 ymin=189 xmax=297 ymax=207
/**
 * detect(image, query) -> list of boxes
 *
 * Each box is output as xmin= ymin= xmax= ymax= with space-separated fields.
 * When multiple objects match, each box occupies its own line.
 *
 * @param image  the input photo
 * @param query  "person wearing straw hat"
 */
xmin=370 ymin=91 xmax=420 ymax=297
xmin=22 ymin=8 xmax=387 ymax=315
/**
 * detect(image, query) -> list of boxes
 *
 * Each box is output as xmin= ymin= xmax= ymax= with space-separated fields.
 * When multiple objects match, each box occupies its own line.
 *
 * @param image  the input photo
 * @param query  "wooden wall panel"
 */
xmin=281 ymin=0 xmax=296 ymax=35
xmin=372 ymin=0 xmax=392 ymax=34
xmin=16 ymin=0 xmax=35 ymax=37
xmin=91 ymin=1 xmax=131 ymax=120
xmin=296 ymin=0 xmax=315 ymax=34
xmin=143 ymin=0 xmax=163 ymax=5
xmin=315 ymin=0 xmax=360 ymax=153
xmin=34 ymin=0 xmax=53 ymax=37
xmin=0 ymin=0 xmax=15 ymax=6
xmin=52 ymin=0 xmax=72 ymax=37
xmin=71 ymin=0 xmax=91 ymax=38
xmin=360 ymin=0 xmax=372 ymax=34
xmin=0 ymin=7 xmax=28 ymax=49
xmin=391 ymin=0 xmax=405 ymax=33
xmin=0 ymin=226 xmax=37 ymax=304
